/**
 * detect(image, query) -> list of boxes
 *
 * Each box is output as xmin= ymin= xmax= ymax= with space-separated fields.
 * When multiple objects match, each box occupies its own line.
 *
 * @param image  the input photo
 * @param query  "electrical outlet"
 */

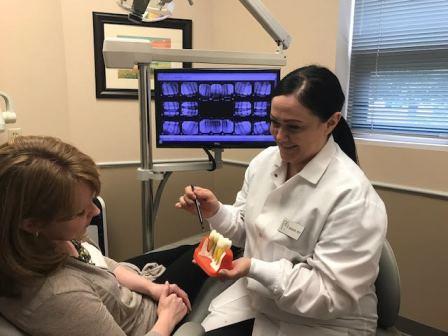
xmin=7 ymin=127 xmax=21 ymax=141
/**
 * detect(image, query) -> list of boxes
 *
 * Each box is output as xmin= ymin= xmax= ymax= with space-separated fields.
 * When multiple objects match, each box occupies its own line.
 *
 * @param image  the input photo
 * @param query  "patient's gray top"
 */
xmin=0 ymin=257 xmax=159 ymax=336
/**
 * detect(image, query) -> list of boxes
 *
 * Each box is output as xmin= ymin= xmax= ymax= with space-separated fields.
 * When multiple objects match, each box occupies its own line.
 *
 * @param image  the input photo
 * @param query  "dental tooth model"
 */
xmin=193 ymin=230 xmax=233 ymax=276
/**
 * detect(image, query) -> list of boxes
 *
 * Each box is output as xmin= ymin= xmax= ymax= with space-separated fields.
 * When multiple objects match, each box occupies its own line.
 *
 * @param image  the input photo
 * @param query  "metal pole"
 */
xmin=138 ymin=64 xmax=154 ymax=252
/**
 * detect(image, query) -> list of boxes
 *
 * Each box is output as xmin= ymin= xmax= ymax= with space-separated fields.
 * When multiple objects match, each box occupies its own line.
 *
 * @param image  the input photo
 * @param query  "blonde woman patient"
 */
xmin=0 ymin=135 xmax=208 ymax=336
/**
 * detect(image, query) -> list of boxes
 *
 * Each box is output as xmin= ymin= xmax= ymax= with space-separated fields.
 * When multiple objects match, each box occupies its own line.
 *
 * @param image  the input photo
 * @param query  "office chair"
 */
xmin=87 ymin=196 xmax=109 ymax=256
xmin=375 ymin=240 xmax=402 ymax=335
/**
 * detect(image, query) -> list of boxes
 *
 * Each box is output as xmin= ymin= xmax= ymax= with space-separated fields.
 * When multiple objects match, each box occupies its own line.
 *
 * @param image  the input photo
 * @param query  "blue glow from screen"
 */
xmin=154 ymin=69 xmax=279 ymax=148
xmin=157 ymin=72 xmax=278 ymax=82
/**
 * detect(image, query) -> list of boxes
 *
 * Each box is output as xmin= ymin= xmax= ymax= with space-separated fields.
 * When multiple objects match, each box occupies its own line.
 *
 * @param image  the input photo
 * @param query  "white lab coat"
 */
xmin=202 ymin=137 xmax=387 ymax=336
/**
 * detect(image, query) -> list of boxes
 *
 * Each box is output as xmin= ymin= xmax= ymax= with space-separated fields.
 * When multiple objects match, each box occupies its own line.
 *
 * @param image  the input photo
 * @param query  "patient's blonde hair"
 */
xmin=0 ymin=136 xmax=100 ymax=297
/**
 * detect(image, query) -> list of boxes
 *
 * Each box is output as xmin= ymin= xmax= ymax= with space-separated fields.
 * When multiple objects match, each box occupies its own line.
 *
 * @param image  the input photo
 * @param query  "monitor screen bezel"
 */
xmin=153 ymin=68 xmax=279 ymax=149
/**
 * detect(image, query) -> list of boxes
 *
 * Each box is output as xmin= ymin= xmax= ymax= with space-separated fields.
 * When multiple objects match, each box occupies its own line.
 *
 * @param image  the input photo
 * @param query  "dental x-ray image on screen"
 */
xmin=154 ymin=68 xmax=280 ymax=148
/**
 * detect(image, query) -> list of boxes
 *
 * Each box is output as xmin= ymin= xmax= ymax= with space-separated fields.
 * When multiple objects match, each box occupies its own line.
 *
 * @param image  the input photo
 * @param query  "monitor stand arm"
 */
xmin=138 ymin=64 xmax=223 ymax=252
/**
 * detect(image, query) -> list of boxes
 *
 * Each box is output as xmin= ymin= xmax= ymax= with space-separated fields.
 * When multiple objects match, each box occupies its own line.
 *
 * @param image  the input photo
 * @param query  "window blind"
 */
xmin=347 ymin=0 xmax=448 ymax=142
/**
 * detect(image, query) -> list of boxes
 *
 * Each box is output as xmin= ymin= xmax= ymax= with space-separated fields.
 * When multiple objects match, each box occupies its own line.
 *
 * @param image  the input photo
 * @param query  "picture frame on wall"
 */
xmin=92 ymin=12 xmax=192 ymax=99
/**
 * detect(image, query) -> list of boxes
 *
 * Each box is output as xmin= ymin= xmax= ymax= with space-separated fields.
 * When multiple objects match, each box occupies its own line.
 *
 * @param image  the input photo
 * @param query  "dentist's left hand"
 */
xmin=217 ymin=257 xmax=251 ymax=281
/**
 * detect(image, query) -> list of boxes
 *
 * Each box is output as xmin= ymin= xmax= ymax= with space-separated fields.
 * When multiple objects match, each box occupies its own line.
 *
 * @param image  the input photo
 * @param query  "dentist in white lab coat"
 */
xmin=177 ymin=65 xmax=387 ymax=336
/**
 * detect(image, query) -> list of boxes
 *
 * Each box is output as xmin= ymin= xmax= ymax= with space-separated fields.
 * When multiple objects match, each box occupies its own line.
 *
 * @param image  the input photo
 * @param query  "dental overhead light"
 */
xmin=117 ymin=0 xmax=193 ymax=23
xmin=0 ymin=91 xmax=17 ymax=132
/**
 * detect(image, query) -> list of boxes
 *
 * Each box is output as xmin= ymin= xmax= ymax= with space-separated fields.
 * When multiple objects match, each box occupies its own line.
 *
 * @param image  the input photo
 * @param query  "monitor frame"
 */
xmin=153 ymin=68 xmax=279 ymax=149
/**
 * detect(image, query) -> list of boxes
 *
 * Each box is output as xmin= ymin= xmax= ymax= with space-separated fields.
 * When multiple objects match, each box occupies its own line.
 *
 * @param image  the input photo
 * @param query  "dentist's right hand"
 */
xmin=175 ymin=185 xmax=220 ymax=219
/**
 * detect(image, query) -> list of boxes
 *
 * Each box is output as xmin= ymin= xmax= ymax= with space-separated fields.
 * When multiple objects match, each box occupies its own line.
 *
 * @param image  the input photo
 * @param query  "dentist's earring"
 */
xmin=35 ymin=231 xmax=39 ymax=238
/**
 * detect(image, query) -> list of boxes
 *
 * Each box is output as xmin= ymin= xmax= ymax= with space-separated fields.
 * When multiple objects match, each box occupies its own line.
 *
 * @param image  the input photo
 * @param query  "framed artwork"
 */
xmin=93 ymin=12 xmax=192 ymax=99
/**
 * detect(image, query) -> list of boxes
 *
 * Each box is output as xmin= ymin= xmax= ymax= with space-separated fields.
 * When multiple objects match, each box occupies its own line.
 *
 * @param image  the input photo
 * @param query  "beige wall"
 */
xmin=358 ymin=141 xmax=448 ymax=192
xmin=1 ymin=0 xmax=447 ymax=331
xmin=0 ymin=0 xmax=213 ymax=158
xmin=0 ymin=1 xmax=70 ymax=143
xmin=99 ymin=165 xmax=218 ymax=260
xmin=378 ymin=188 xmax=448 ymax=331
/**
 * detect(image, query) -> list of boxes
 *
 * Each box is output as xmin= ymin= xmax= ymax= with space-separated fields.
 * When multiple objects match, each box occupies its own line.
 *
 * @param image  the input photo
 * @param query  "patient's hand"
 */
xmin=149 ymin=282 xmax=191 ymax=312
xmin=153 ymin=282 xmax=188 ymax=336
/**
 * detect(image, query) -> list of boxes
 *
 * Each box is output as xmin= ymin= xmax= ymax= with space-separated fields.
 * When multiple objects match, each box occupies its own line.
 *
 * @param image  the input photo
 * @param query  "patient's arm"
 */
xmin=29 ymin=290 xmax=161 ymax=336
xmin=113 ymin=265 xmax=191 ymax=311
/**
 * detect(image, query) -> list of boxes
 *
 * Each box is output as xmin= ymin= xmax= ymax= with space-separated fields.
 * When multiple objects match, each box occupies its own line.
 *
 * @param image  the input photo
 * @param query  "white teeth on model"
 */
xmin=206 ymin=230 xmax=232 ymax=265
xmin=207 ymin=230 xmax=218 ymax=252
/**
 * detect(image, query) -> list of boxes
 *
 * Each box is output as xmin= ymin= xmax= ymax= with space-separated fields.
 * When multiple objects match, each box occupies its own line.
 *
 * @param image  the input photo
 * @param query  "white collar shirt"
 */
xmin=203 ymin=137 xmax=387 ymax=336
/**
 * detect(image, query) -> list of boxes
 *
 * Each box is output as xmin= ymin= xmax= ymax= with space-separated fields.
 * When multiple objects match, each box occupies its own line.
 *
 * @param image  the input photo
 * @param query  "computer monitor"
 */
xmin=154 ymin=68 xmax=280 ymax=148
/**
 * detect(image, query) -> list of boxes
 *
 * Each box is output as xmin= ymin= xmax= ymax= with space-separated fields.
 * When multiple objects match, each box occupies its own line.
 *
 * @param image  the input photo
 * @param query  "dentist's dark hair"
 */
xmin=272 ymin=65 xmax=358 ymax=164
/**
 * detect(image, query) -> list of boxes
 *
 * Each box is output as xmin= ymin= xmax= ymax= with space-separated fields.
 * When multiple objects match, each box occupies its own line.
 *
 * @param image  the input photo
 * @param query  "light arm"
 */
xmin=157 ymin=0 xmax=292 ymax=49
xmin=239 ymin=0 xmax=291 ymax=50
xmin=120 ymin=0 xmax=292 ymax=51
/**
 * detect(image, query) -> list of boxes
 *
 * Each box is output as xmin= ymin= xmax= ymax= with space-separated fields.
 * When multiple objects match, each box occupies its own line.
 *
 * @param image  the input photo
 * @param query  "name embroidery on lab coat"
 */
xmin=278 ymin=218 xmax=304 ymax=240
